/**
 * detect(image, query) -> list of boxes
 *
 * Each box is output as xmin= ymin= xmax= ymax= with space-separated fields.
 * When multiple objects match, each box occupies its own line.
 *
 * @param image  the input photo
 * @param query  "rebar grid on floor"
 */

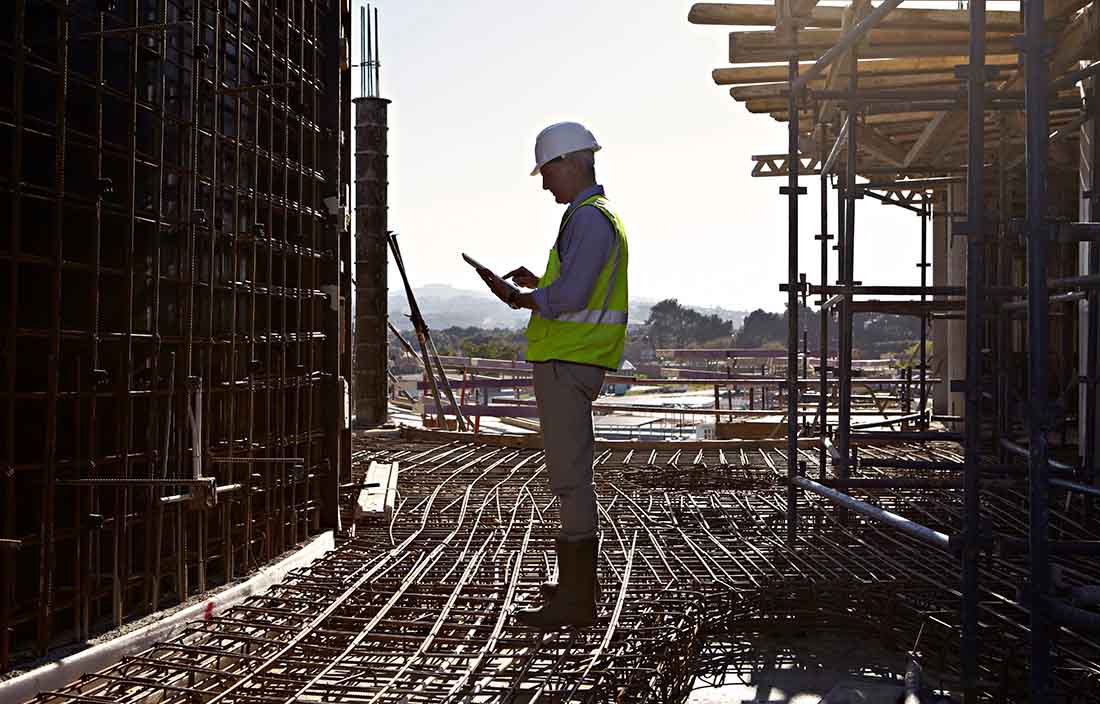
xmin=23 ymin=436 xmax=1100 ymax=703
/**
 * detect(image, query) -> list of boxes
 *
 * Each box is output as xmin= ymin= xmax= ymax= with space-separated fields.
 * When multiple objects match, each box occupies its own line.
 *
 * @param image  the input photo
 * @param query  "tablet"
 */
xmin=463 ymin=253 xmax=519 ymax=298
xmin=462 ymin=253 xmax=489 ymax=272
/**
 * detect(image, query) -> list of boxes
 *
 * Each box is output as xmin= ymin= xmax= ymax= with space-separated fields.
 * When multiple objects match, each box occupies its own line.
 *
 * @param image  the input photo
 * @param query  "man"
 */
xmin=476 ymin=121 xmax=629 ymax=629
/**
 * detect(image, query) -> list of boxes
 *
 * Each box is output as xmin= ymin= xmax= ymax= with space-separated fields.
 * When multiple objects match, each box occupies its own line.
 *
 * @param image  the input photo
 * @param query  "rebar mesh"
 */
xmin=0 ymin=0 xmax=349 ymax=669
xmin=24 ymin=436 xmax=1100 ymax=702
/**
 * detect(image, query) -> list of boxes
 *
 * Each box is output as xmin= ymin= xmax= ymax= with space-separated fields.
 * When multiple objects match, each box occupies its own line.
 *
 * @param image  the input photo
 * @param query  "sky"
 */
xmin=353 ymin=0 xmax=926 ymax=313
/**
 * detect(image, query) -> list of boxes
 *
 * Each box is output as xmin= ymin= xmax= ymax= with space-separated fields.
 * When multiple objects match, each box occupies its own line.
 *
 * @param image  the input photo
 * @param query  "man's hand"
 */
xmin=477 ymin=268 xmax=519 ymax=307
xmin=503 ymin=266 xmax=539 ymax=289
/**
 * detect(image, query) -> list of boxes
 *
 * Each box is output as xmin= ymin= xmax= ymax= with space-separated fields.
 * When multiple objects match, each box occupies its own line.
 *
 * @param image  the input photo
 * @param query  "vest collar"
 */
xmin=558 ymin=184 xmax=605 ymax=233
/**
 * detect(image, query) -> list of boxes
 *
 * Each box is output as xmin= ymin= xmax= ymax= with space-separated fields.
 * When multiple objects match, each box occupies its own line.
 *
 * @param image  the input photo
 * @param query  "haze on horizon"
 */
xmin=356 ymin=0 xmax=927 ymax=313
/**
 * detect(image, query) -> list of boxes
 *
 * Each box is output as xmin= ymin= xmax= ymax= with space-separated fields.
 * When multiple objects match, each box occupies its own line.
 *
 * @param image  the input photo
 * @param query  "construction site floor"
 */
xmin=16 ymin=431 xmax=1100 ymax=702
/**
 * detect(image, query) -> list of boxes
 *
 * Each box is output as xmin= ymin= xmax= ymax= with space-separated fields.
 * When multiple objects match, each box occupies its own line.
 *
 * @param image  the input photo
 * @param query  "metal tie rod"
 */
xmin=794 ymin=476 xmax=954 ymax=552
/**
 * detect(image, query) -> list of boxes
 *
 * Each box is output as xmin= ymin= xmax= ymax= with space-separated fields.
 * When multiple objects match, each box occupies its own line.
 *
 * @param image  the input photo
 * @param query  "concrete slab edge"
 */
xmin=0 ymin=530 xmax=336 ymax=703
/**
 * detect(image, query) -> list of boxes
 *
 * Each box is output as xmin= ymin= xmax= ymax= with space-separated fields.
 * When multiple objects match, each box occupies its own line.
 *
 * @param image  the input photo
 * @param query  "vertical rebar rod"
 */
xmin=361 ymin=6 xmax=367 ymax=98
xmin=786 ymin=42 xmax=800 ymax=545
xmin=0 ymin=0 xmax=25 ymax=670
xmin=961 ymin=0 xmax=986 ymax=695
xmin=322 ymin=0 xmax=350 ymax=531
xmin=341 ymin=0 xmax=356 ymax=494
xmin=374 ymin=7 xmax=381 ymax=96
xmin=279 ymin=0 xmax=291 ymax=558
xmin=264 ymin=0 xmax=276 ymax=561
xmin=1023 ymin=0 xmax=1052 ymax=696
xmin=89 ymin=0 xmax=110 ymax=634
xmin=227 ymin=0 xmax=245 ymax=578
xmin=148 ymin=0 xmax=170 ymax=611
xmin=366 ymin=5 xmax=373 ymax=97
xmin=122 ymin=0 xmax=142 ymax=624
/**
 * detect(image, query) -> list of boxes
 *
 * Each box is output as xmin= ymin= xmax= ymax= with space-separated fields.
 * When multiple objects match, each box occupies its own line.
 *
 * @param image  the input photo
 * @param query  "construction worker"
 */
xmin=476 ymin=121 xmax=629 ymax=629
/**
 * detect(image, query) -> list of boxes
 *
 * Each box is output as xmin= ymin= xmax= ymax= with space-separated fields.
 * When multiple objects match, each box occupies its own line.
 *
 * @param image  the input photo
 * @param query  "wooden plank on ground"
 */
xmin=355 ymin=462 xmax=398 ymax=519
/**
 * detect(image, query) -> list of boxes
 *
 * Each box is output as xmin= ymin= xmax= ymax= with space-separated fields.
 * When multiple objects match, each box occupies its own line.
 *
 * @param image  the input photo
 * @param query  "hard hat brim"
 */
xmin=529 ymin=144 xmax=601 ymax=176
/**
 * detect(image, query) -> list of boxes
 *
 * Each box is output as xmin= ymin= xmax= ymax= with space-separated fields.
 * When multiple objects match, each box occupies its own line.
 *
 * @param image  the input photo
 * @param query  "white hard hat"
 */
xmin=531 ymin=121 xmax=601 ymax=176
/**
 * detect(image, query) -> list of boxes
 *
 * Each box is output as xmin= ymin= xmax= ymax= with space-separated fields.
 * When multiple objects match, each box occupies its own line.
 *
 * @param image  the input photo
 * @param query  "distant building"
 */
xmin=606 ymin=359 xmax=636 ymax=396
xmin=623 ymin=329 xmax=657 ymax=364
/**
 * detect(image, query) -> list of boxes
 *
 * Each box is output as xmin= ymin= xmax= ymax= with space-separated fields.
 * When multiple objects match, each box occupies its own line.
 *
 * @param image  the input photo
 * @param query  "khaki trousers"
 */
xmin=532 ymin=360 xmax=605 ymax=542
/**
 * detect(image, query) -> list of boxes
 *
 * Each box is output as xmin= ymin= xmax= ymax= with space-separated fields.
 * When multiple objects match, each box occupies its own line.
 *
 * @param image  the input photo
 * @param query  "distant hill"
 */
xmin=385 ymin=284 xmax=749 ymax=331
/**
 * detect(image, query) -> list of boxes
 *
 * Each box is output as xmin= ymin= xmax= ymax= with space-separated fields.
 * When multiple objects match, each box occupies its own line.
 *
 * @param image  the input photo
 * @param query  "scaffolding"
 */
xmin=692 ymin=0 xmax=1100 ymax=698
xmin=0 ymin=0 xmax=353 ymax=672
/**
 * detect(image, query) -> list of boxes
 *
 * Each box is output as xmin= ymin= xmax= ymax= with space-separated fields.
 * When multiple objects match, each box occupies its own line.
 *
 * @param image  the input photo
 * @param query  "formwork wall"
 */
xmin=0 ymin=0 xmax=351 ymax=670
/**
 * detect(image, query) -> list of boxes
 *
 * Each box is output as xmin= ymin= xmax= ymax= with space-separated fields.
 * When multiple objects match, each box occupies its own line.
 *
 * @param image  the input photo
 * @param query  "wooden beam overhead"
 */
xmin=794 ymin=111 xmax=940 ymax=130
xmin=859 ymin=125 xmax=910 ymax=166
xmin=903 ymin=111 xmax=966 ymax=167
xmin=730 ymin=34 xmax=1018 ymax=64
xmin=776 ymin=0 xmax=823 ymax=36
xmin=1046 ymin=0 xmax=1092 ymax=21
xmin=689 ymin=3 xmax=1021 ymax=31
xmin=713 ymin=55 xmax=1019 ymax=86
xmin=732 ymin=28 xmax=996 ymax=54
xmin=1007 ymin=0 xmax=1100 ymax=91
xmin=728 ymin=72 xmax=962 ymax=101
xmin=818 ymin=0 xmax=868 ymax=124
xmin=901 ymin=1 xmax=1098 ymax=167
xmin=792 ymin=0 xmax=823 ymax=19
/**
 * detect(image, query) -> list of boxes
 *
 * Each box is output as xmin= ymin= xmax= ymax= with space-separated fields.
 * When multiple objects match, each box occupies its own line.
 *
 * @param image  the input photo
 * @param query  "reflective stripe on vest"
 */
xmin=550 ymin=308 xmax=628 ymax=325
xmin=525 ymin=193 xmax=628 ymax=371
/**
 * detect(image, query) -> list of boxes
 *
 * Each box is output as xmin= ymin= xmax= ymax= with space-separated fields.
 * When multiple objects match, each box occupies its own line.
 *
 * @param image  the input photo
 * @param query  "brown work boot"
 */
xmin=538 ymin=572 xmax=601 ymax=601
xmin=515 ymin=537 xmax=599 ymax=629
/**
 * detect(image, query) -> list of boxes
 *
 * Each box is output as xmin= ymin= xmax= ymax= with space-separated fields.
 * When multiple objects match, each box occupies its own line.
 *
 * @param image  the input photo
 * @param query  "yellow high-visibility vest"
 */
xmin=525 ymin=194 xmax=629 ymax=371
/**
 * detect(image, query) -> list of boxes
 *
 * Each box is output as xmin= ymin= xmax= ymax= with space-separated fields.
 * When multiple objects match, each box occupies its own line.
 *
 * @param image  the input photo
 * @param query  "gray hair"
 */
xmin=565 ymin=149 xmax=596 ymax=179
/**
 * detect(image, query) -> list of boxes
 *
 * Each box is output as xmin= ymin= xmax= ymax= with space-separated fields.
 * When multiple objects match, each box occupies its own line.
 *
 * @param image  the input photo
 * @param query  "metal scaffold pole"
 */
xmin=786 ymin=30 xmax=801 ymax=545
xmin=837 ymin=47 xmax=858 ymax=482
xmin=819 ymin=138 xmax=831 ymax=479
xmin=962 ymin=0 xmax=986 ymax=695
xmin=919 ymin=205 xmax=929 ymax=430
xmin=1024 ymin=0 xmax=1052 ymax=696
xmin=1087 ymin=76 xmax=1100 ymax=519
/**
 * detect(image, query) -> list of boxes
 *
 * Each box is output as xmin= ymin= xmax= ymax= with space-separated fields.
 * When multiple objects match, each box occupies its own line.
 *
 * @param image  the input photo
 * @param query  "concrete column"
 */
xmin=945 ymin=183 xmax=968 ymax=417
xmin=353 ymin=97 xmax=391 ymax=428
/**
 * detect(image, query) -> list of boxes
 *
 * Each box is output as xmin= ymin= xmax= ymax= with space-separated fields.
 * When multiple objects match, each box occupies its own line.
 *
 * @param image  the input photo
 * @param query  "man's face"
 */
xmin=540 ymin=157 xmax=574 ymax=205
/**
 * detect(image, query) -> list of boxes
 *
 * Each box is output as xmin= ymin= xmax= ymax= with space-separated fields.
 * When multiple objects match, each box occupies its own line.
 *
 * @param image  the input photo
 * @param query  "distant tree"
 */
xmin=691 ymin=312 xmax=733 ymax=345
xmin=460 ymin=338 xmax=519 ymax=361
xmin=646 ymin=299 xmax=689 ymax=347
xmin=733 ymin=305 xmax=920 ymax=359
xmin=390 ymin=326 xmax=525 ymax=365
xmin=646 ymin=299 xmax=732 ymax=348
xmin=735 ymin=309 xmax=785 ymax=348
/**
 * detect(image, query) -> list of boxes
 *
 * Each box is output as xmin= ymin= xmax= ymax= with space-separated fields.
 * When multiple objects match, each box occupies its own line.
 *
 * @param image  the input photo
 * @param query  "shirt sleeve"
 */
xmin=531 ymin=206 xmax=615 ymax=319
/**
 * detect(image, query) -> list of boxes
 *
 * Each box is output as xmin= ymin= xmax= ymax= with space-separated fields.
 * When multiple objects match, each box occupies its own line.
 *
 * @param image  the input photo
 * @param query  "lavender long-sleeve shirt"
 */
xmin=530 ymin=184 xmax=614 ymax=319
